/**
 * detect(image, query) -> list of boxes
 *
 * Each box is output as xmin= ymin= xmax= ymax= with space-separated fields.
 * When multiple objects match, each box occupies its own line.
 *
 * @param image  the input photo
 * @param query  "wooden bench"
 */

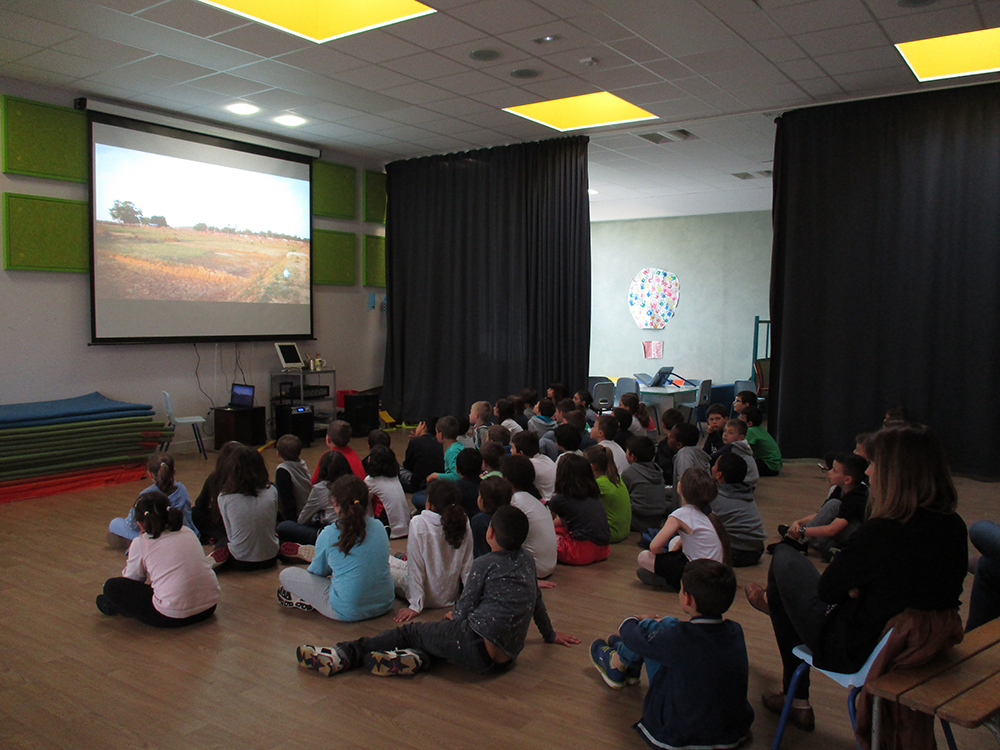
xmin=866 ymin=618 xmax=1000 ymax=748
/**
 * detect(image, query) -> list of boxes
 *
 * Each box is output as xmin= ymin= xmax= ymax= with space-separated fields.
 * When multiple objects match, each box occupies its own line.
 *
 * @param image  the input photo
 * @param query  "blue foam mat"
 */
xmin=0 ymin=392 xmax=154 ymax=429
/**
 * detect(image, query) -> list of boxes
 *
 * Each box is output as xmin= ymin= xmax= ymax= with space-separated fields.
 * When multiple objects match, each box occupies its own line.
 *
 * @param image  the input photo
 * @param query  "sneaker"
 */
xmin=365 ymin=648 xmax=428 ymax=676
xmin=590 ymin=639 xmax=627 ymax=688
xmin=393 ymin=552 xmax=407 ymax=561
xmin=276 ymin=586 xmax=315 ymax=612
xmin=279 ymin=542 xmax=315 ymax=563
xmin=821 ymin=546 xmax=841 ymax=564
xmin=297 ymin=645 xmax=347 ymax=676
xmin=777 ymin=524 xmax=790 ymax=536
xmin=605 ymin=634 xmax=640 ymax=684
xmin=208 ymin=546 xmax=230 ymax=569
xmin=96 ymin=594 xmax=118 ymax=616
xmin=636 ymin=568 xmax=671 ymax=587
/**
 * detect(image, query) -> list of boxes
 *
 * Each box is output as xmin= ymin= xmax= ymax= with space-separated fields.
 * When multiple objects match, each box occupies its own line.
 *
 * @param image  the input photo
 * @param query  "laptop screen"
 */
xmin=231 ymin=383 xmax=255 ymax=408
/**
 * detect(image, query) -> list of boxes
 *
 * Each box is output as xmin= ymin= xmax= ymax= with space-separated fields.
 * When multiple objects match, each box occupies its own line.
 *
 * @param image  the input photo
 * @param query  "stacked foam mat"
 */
xmin=0 ymin=392 xmax=174 ymax=503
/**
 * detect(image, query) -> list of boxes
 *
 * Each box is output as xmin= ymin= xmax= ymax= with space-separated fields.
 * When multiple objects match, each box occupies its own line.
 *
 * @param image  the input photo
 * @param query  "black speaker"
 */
xmin=343 ymin=393 xmax=379 ymax=438
xmin=274 ymin=404 xmax=314 ymax=446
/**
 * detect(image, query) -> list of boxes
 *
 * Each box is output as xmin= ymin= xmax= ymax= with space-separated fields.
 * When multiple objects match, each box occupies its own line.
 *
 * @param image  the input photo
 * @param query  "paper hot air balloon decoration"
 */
xmin=628 ymin=268 xmax=679 ymax=329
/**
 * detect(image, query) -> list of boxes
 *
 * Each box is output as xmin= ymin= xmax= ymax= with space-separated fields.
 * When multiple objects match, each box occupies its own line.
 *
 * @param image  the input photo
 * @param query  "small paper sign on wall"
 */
xmin=643 ymin=341 xmax=663 ymax=359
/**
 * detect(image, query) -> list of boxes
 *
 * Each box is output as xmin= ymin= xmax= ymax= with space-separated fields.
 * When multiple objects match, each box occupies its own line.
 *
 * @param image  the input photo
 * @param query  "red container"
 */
xmin=336 ymin=389 xmax=358 ymax=408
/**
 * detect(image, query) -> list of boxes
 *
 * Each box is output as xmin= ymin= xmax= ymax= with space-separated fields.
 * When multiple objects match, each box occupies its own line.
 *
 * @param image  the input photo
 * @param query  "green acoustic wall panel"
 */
xmin=312 ymin=160 xmax=356 ymax=219
xmin=363 ymin=169 xmax=386 ymax=224
xmin=1 ymin=96 xmax=88 ymax=183
xmin=363 ymin=234 xmax=386 ymax=287
xmin=313 ymin=229 xmax=357 ymax=285
xmin=3 ymin=193 xmax=90 ymax=272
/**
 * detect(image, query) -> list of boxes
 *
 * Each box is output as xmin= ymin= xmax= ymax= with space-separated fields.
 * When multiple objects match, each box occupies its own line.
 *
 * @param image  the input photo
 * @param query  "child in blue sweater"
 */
xmin=590 ymin=559 xmax=754 ymax=749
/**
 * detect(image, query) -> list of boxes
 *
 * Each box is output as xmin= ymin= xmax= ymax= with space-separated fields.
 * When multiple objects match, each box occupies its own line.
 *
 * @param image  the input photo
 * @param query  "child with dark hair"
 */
xmin=711 ymin=453 xmax=766 ymax=567
xmin=212 ymin=444 xmax=279 ymax=571
xmin=733 ymin=390 xmax=758 ymax=415
xmin=549 ymin=454 xmax=611 ymax=565
xmin=97 ymin=491 xmax=220 ymax=628
xmin=501 ymin=454 xmax=557 ymax=579
xmin=360 ymin=429 xmax=392 ymax=475
xmin=620 ymin=392 xmax=651 ymax=437
xmin=563 ymin=410 xmax=597 ymax=450
xmin=509 ymin=394 xmax=530 ymax=431
xmin=365 ymin=444 xmax=409 ymax=539
xmin=529 ymin=398 xmax=557 ymax=436
xmin=591 ymin=414 xmax=629 ymax=474
xmin=399 ymin=418 xmax=444 ymax=493
xmin=108 ymin=451 xmax=196 ymax=547
xmin=554 ymin=423 xmax=584 ymax=458
xmin=455 ymin=447 xmax=483 ymax=519
xmin=585 ymin=444 xmax=631 ymax=543
xmin=479 ymin=441 xmax=505 ymax=479
xmin=702 ymin=404 xmax=729 ymax=456
xmin=637 ymin=468 xmax=731 ymax=589
xmin=296 ymin=504 xmax=579 ymax=678
xmin=547 ymin=381 xmax=568 ymax=403
xmin=495 ymin=398 xmax=524 ymax=435
xmin=669 ymin=422 xmax=710 ymax=504
xmin=512 ymin=429 xmax=556 ymax=500
xmin=278 ymin=450 xmax=353 ymax=553
xmin=487 ymin=423 xmax=511 ymax=448
xmin=622 ymin=435 xmax=668 ymax=531
xmin=417 ymin=415 xmax=462 ymax=510
xmin=311 ymin=420 xmax=365 ymax=482
xmin=709 ymin=419 xmax=760 ymax=496
xmin=192 ymin=441 xmax=242 ymax=545
xmin=611 ymin=407 xmax=635 ymax=451
xmin=574 ymin=389 xmax=598 ymax=425
xmin=654 ymin=408 xmax=686 ymax=483
xmin=390 ymin=480 xmax=473 ymax=623
xmin=519 ymin=387 xmax=539 ymax=423
xmin=277 ymin=475 xmax=394 ymax=620
xmin=274 ymin=434 xmax=311 ymax=523
xmin=471 ymin=476 xmax=512 ymax=558
xmin=590 ymin=559 xmax=753 ymax=749
xmin=741 ymin=406 xmax=782 ymax=477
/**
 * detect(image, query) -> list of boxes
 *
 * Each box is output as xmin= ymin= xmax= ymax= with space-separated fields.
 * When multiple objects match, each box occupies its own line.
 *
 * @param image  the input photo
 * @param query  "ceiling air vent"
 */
xmin=638 ymin=129 xmax=697 ymax=144
xmin=732 ymin=171 xmax=773 ymax=180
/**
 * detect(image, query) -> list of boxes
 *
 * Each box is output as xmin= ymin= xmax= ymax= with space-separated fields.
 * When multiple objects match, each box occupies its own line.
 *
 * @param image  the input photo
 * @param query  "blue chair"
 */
xmin=613 ymin=376 xmax=638 ymax=406
xmin=772 ymin=629 xmax=893 ymax=750
xmin=674 ymin=378 xmax=712 ymax=434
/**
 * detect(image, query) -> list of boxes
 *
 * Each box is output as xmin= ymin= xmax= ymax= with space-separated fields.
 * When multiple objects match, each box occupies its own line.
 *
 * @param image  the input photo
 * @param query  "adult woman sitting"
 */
xmin=746 ymin=423 xmax=967 ymax=731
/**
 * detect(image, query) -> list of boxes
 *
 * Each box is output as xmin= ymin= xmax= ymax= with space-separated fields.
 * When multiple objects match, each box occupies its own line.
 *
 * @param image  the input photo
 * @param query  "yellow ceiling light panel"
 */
xmin=194 ymin=0 xmax=436 ymax=43
xmin=504 ymin=92 xmax=657 ymax=132
xmin=896 ymin=27 xmax=1000 ymax=82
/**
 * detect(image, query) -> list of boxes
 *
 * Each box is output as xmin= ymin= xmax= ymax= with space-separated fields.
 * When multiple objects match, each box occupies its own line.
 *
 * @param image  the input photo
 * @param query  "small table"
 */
xmin=639 ymin=383 xmax=698 ymax=431
xmin=212 ymin=406 xmax=267 ymax=449
xmin=867 ymin=618 xmax=1000 ymax=749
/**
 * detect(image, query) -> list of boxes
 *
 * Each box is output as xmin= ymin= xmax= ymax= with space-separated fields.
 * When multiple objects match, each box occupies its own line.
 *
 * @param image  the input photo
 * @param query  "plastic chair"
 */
xmin=613 ymin=377 xmax=638 ymax=407
xmin=593 ymin=381 xmax=615 ymax=413
xmin=772 ymin=629 xmax=894 ymax=750
xmin=675 ymin=379 xmax=712 ymax=433
xmin=162 ymin=391 xmax=208 ymax=459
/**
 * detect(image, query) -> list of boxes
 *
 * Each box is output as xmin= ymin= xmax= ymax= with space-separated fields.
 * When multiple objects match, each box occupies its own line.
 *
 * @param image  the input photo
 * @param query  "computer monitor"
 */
xmin=274 ymin=342 xmax=305 ymax=370
xmin=230 ymin=383 xmax=254 ymax=409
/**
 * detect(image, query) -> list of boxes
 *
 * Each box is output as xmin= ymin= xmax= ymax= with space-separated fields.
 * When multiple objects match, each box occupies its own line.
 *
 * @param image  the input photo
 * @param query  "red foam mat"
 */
xmin=0 ymin=462 xmax=146 ymax=504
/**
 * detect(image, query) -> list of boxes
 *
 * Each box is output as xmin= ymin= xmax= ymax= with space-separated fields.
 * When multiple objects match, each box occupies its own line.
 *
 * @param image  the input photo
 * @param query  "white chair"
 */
xmin=772 ymin=629 xmax=893 ymax=750
xmin=675 ymin=378 xmax=712 ymax=433
xmin=162 ymin=391 xmax=207 ymax=459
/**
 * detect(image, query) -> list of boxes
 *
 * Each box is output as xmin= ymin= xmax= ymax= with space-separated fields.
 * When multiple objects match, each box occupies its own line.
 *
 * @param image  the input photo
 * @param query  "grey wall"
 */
xmin=0 ymin=77 xmax=387 ymax=451
xmin=590 ymin=211 xmax=772 ymax=390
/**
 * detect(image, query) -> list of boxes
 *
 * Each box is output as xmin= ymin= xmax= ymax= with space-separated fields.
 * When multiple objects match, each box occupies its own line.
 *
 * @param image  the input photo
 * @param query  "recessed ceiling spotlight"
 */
xmin=226 ymin=102 xmax=259 ymax=115
xmin=274 ymin=114 xmax=306 ymax=127
xmin=533 ymin=34 xmax=561 ymax=44
xmin=511 ymin=68 xmax=540 ymax=79
xmin=469 ymin=48 xmax=500 ymax=61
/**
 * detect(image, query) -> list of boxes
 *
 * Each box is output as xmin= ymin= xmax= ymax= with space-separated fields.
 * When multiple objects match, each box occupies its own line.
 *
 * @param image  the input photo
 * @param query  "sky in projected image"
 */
xmin=94 ymin=144 xmax=310 ymax=238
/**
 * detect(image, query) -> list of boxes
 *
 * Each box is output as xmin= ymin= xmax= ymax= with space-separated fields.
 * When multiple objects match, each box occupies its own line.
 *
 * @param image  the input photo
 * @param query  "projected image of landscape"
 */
xmin=93 ymin=145 xmax=310 ymax=305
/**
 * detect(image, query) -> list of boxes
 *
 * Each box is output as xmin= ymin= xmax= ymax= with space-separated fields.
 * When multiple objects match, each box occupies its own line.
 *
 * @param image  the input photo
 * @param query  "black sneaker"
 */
xmin=96 ymin=594 xmax=118 ymax=616
xmin=636 ymin=568 xmax=671 ymax=587
xmin=777 ymin=524 xmax=790 ymax=536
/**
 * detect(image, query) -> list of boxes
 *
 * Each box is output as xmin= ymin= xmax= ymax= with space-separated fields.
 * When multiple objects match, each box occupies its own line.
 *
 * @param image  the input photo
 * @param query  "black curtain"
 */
xmin=771 ymin=82 xmax=1000 ymax=478
xmin=382 ymin=136 xmax=591 ymax=424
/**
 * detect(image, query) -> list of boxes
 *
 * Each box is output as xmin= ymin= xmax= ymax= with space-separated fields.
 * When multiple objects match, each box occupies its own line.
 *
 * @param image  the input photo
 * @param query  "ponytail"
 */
xmin=427 ymin=480 xmax=467 ymax=549
xmin=584 ymin=444 xmax=619 ymax=486
xmin=332 ymin=476 xmax=369 ymax=555
xmin=708 ymin=511 xmax=733 ymax=569
xmin=147 ymin=451 xmax=177 ymax=495
xmin=133 ymin=491 xmax=183 ymax=539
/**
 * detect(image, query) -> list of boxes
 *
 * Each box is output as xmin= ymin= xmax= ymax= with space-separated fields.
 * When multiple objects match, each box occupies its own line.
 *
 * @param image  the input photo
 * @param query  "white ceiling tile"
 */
xmin=765 ymin=0 xmax=872 ymax=35
xmin=431 ymin=67 xmax=509 ymax=95
xmin=751 ymin=35 xmax=807 ymax=64
xmin=516 ymin=75 xmax=596 ymax=99
xmin=275 ymin=46 xmax=367 ymax=77
xmin=292 ymin=101 xmax=368 ymax=121
xmin=136 ymin=1 xmax=249 ymax=38
xmin=330 ymin=65 xmax=417 ymax=92
xmin=793 ymin=23 xmax=890 ymax=58
xmin=495 ymin=20 xmax=589 ymax=54
xmin=421 ymin=96 xmax=495 ymax=116
xmin=188 ymin=71 xmax=269 ymax=96
xmin=297 ymin=122 xmax=368 ymax=139
xmin=209 ymin=23 xmax=314 ymax=57
xmin=607 ymin=0 xmax=740 ymax=58
xmin=565 ymin=12 xmax=633 ymax=43
xmin=792 ymin=76 xmax=845 ymax=99
xmin=641 ymin=57 xmax=697 ymax=80
xmin=774 ymin=58 xmax=827 ymax=80
xmin=337 ymin=114 xmax=401 ymax=132
xmin=88 ymin=0 xmax=161 ymax=12
xmin=814 ymin=45 xmax=905 ymax=76
xmin=860 ymin=0 xmax=973 ymax=21
xmin=697 ymin=2 xmax=787 ymax=42
xmin=328 ymin=30 xmax=424 ymax=63
xmin=379 ymin=79 xmax=455 ymax=104
xmin=17 ymin=48 xmax=113 ymax=78
xmin=376 ymin=123 xmax=434 ymax=140
xmin=118 ymin=54 xmax=217 ymax=82
xmin=153 ymin=82 xmax=238 ymax=107
xmin=641 ymin=96 xmax=716 ymax=120
xmin=577 ymin=62 xmax=662 ymax=89
xmin=240 ymin=87 xmax=313 ymax=111
xmin=607 ymin=36 xmax=670 ymax=64
xmin=620 ymin=80 xmax=687 ymax=103
xmin=479 ymin=57 xmax=563 ymax=83
xmin=384 ymin=12 xmax=485 ymax=48
xmin=0 ymin=39 xmax=40 ymax=62
xmin=0 ymin=61 xmax=75 ymax=87
xmin=416 ymin=117 xmax=479 ymax=135
xmin=0 ymin=9 xmax=79 ymax=47
xmin=435 ymin=37 xmax=533 ymax=66
xmin=980 ymin=0 xmax=1000 ymax=26
xmin=448 ymin=0 xmax=559 ymax=36
xmin=51 ymin=34 xmax=152 ymax=65
xmin=878 ymin=5 xmax=984 ymax=43
xmin=672 ymin=75 xmax=723 ymax=96
xmin=831 ymin=66 xmax=919 ymax=92
xmin=467 ymin=85 xmax=539 ymax=107
xmin=383 ymin=105 xmax=452 ymax=124
xmin=381 ymin=51 xmax=469 ymax=79
xmin=542 ymin=45 xmax=634 ymax=75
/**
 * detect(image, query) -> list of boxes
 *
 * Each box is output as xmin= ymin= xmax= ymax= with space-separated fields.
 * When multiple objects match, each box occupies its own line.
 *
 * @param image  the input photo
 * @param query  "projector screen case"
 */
xmin=88 ymin=111 xmax=314 ymax=343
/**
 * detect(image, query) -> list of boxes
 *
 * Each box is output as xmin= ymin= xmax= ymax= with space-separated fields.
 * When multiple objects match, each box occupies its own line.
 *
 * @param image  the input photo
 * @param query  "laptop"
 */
xmin=648 ymin=366 xmax=675 ymax=387
xmin=229 ymin=383 xmax=255 ymax=409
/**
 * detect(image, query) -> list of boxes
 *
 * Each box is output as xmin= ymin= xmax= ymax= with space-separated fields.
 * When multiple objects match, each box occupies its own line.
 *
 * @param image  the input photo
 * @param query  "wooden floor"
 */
xmin=2 ymin=431 xmax=997 ymax=750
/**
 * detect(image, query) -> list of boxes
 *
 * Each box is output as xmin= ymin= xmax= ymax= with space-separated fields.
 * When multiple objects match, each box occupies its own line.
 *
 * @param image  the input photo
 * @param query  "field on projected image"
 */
xmin=94 ymin=222 xmax=310 ymax=304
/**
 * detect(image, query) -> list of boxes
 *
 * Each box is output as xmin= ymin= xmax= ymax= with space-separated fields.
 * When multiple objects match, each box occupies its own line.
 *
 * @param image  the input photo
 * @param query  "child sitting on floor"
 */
xmin=274 ymin=434 xmax=311 ymax=523
xmin=501 ymin=454 xmax=558 ymax=579
xmin=469 ymin=401 xmax=493 ymax=449
xmin=360 ymin=429 xmax=392 ymax=475
xmin=364 ymin=444 xmax=410 ymax=540
xmin=212 ymin=443 xmax=280 ymax=571
xmin=741 ymin=406 xmax=783 ymax=477
xmin=637 ymin=468 xmax=730 ymax=589
xmin=621 ymin=435 xmax=668 ymax=532
xmin=479 ymin=441 xmax=505 ymax=479
xmin=471 ymin=475 xmax=511 ymax=558
xmin=585 ymin=444 xmax=631 ymax=543
xmin=278 ymin=450 xmax=353 ymax=549
xmin=711 ymin=453 xmax=766 ymax=568
xmin=311 ymin=420 xmax=365 ymax=482
xmin=512 ymin=430 xmax=556 ymax=500
xmin=591 ymin=414 xmax=630 ymax=475
xmin=495 ymin=398 xmax=524 ymax=435
xmin=549 ymin=454 xmax=611 ymax=566
xmin=417 ymin=416 xmax=463 ymax=510
xmin=654 ymin=408 xmax=686 ymax=483
xmin=590 ymin=559 xmax=754 ymax=749
xmin=529 ymin=398 xmax=557 ymax=436
xmin=390 ymin=480 xmax=473 ymax=623
xmin=108 ymin=452 xmax=196 ymax=547
xmin=295 ymin=504 xmax=580 ymax=678
xmin=455 ymin=447 xmax=483 ymax=520
xmin=702 ymin=404 xmax=729 ymax=457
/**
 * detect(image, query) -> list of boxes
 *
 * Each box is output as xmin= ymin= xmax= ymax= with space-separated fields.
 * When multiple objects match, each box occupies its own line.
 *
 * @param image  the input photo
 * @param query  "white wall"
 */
xmin=0 ymin=77 xmax=387 ymax=452
xmin=589 ymin=211 xmax=772 ymax=389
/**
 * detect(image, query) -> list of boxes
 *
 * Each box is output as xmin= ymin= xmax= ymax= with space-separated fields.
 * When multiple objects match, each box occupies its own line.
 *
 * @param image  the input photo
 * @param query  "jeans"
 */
xmin=276 ymin=519 xmax=322 ymax=545
xmin=967 ymin=520 xmax=1000 ymax=632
